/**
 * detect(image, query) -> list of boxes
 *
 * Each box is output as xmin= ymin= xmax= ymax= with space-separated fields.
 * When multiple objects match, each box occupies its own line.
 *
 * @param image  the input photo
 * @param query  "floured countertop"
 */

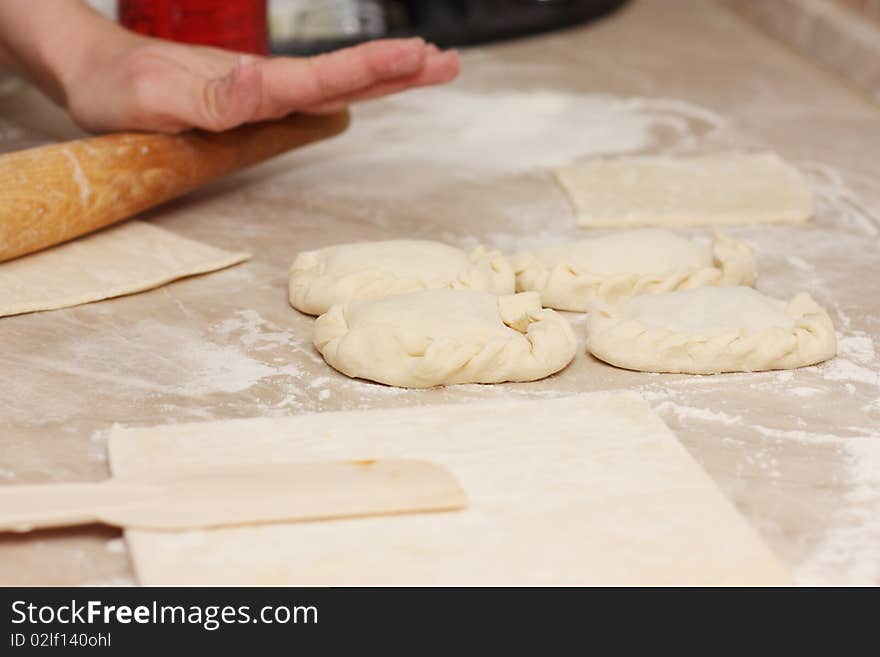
xmin=1 ymin=0 xmax=878 ymax=585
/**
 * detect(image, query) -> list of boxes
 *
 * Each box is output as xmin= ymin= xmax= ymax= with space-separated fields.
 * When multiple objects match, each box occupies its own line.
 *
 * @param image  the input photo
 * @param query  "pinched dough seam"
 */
xmin=514 ymin=234 xmax=756 ymax=311
xmin=584 ymin=293 xmax=836 ymax=374
xmin=313 ymin=294 xmax=577 ymax=388
xmin=290 ymin=245 xmax=514 ymax=315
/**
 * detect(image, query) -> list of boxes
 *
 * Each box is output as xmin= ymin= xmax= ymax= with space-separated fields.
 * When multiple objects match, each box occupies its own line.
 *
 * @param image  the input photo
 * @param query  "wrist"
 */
xmin=0 ymin=1 xmax=138 ymax=107
xmin=42 ymin=9 xmax=140 ymax=107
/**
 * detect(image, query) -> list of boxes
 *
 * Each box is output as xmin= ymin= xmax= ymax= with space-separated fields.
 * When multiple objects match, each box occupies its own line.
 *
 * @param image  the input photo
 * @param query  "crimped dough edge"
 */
xmin=585 ymin=291 xmax=836 ymax=374
xmin=313 ymin=291 xmax=577 ymax=388
xmin=289 ymin=243 xmax=515 ymax=316
xmin=514 ymin=233 xmax=756 ymax=311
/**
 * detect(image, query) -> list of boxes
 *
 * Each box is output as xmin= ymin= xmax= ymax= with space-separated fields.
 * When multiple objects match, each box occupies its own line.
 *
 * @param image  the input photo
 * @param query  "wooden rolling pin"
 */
xmin=0 ymin=110 xmax=350 ymax=263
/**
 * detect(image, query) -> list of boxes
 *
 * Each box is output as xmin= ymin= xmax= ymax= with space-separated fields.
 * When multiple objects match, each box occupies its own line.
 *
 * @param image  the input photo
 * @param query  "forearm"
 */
xmin=0 ymin=0 xmax=133 ymax=104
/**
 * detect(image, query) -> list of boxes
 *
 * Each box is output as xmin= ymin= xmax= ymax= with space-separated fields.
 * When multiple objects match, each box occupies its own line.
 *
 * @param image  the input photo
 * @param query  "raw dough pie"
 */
xmin=585 ymin=286 xmax=836 ymax=374
xmin=314 ymin=289 xmax=577 ymax=388
xmin=513 ymin=229 xmax=756 ymax=311
xmin=556 ymin=152 xmax=813 ymax=227
xmin=289 ymin=240 xmax=514 ymax=315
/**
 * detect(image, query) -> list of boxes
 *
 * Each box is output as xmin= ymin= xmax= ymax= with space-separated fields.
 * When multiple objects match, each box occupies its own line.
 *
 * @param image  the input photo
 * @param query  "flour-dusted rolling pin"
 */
xmin=0 ymin=459 xmax=467 ymax=532
xmin=0 ymin=110 xmax=350 ymax=263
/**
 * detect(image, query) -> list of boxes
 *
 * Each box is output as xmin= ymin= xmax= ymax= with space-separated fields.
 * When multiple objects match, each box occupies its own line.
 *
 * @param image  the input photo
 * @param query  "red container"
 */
xmin=119 ymin=0 xmax=268 ymax=54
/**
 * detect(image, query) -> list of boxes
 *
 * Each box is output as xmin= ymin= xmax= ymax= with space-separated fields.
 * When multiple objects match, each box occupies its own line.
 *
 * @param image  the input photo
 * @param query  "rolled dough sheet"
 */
xmin=108 ymin=393 xmax=792 ymax=586
xmin=556 ymin=152 xmax=813 ymax=227
xmin=0 ymin=220 xmax=250 ymax=317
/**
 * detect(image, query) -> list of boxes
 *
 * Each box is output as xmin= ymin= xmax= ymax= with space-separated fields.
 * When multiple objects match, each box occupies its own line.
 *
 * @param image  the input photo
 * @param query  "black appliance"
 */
xmin=270 ymin=0 xmax=629 ymax=55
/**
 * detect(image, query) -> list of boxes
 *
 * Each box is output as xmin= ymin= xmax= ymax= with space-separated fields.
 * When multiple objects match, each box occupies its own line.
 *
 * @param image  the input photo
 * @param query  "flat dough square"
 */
xmin=556 ymin=152 xmax=813 ymax=227
xmin=0 ymin=221 xmax=250 ymax=317
xmin=108 ymin=393 xmax=792 ymax=586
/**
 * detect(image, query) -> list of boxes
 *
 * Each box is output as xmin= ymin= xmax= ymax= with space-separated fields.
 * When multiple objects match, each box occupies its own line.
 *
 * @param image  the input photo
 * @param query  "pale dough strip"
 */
xmin=0 ymin=220 xmax=250 ymax=317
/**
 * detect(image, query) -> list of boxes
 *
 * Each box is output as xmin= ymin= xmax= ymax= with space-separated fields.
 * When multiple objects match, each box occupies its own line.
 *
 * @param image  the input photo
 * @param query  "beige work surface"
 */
xmin=108 ymin=395 xmax=790 ymax=585
xmin=1 ymin=0 xmax=878 ymax=585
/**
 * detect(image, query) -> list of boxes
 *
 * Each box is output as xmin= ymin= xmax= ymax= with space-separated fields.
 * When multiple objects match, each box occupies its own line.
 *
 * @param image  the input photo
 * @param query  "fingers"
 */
xmin=301 ymin=48 xmax=460 ymax=115
xmin=199 ymin=55 xmax=263 ymax=130
xmin=99 ymin=38 xmax=458 ymax=133
xmin=163 ymin=54 xmax=265 ymax=132
xmin=256 ymin=37 xmax=431 ymax=119
xmin=100 ymin=51 xmax=264 ymax=133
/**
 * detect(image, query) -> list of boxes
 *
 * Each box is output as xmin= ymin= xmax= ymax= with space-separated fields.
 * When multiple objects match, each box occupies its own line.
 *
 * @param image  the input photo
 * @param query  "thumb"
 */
xmin=197 ymin=55 xmax=263 ymax=132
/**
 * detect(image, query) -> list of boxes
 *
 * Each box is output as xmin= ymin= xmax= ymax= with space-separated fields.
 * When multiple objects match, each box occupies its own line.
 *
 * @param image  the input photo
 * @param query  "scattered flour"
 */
xmin=797 ymin=438 xmax=880 ymax=585
xmin=62 ymin=146 xmax=92 ymax=207
xmin=653 ymin=401 xmax=742 ymax=426
xmin=341 ymin=90 xmax=730 ymax=171
xmin=211 ymin=309 xmax=295 ymax=351
xmin=801 ymin=161 xmax=880 ymax=236
xmin=821 ymin=358 xmax=880 ymax=387
xmin=785 ymin=255 xmax=814 ymax=272
xmin=788 ymin=386 xmax=824 ymax=397
xmin=261 ymin=89 xmax=735 ymax=199
xmin=138 ymin=320 xmax=303 ymax=396
xmin=837 ymin=333 xmax=876 ymax=363
xmin=751 ymin=426 xmax=856 ymax=445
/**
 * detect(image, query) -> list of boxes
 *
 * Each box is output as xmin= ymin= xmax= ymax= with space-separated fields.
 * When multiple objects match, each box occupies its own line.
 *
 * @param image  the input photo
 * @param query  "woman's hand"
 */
xmin=63 ymin=36 xmax=459 ymax=133
xmin=0 ymin=1 xmax=459 ymax=134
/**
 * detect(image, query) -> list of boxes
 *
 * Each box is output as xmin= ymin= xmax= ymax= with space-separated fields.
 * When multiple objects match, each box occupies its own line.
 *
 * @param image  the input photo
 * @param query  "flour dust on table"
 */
xmin=254 ymin=89 xmax=743 ymax=201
